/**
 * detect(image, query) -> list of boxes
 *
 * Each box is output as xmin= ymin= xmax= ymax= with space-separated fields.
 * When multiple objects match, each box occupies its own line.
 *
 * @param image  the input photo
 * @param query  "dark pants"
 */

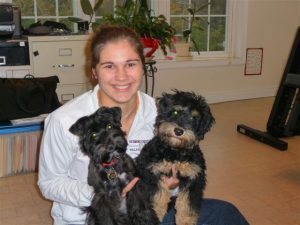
xmin=161 ymin=198 xmax=249 ymax=225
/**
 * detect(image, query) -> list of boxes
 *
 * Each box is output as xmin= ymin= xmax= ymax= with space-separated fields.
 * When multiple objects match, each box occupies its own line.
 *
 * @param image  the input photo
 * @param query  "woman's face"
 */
xmin=92 ymin=39 xmax=143 ymax=105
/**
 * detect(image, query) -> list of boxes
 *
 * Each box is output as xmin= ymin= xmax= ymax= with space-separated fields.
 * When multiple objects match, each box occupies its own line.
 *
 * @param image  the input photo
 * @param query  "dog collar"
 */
xmin=100 ymin=158 xmax=118 ymax=180
xmin=101 ymin=158 xmax=117 ymax=168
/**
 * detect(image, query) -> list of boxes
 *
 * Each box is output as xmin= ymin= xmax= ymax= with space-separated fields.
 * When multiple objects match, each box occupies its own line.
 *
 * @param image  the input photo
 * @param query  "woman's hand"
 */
xmin=162 ymin=165 xmax=179 ymax=189
xmin=121 ymin=165 xmax=179 ymax=197
xmin=121 ymin=177 xmax=140 ymax=197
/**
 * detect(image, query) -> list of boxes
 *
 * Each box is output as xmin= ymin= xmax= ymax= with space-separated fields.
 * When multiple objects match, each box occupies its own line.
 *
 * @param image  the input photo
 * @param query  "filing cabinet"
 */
xmin=28 ymin=35 xmax=91 ymax=102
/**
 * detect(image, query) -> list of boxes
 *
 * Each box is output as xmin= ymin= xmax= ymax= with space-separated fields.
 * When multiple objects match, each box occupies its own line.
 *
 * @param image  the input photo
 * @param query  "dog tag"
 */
xmin=106 ymin=168 xmax=117 ymax=180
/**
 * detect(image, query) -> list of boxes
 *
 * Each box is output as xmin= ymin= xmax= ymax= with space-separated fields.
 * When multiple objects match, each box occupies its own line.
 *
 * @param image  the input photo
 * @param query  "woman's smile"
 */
xmin=93 ymin=39 xmax=143 ymax=105
xmin=113 ymin=84 xmax=131 ymax=91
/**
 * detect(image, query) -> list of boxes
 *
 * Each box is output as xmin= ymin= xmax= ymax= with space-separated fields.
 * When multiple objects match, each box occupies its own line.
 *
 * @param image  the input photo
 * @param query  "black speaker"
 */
xmin=12 ymin=5 xmax=22 ymax=38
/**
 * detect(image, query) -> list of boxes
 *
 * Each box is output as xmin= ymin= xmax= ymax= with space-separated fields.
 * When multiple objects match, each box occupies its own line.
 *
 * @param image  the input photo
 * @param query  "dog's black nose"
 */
xmin=174 ymin=127 xmax=184 ymax=136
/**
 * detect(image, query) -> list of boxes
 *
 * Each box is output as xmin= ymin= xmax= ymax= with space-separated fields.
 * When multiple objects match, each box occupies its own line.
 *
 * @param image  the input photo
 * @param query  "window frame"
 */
xmin=12 ymin=0 xmax=247 ymax=67
xmin=151 ymin=0 xmax=248 ymax=67
xmin=11 ymin=0 xmax=79 ymax=30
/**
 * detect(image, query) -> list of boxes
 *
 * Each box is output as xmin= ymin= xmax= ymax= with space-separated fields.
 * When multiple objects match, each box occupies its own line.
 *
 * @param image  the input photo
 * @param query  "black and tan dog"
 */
xmin=128 ymin=90 xmax=215 ymax=225
xmin=69 ymin=107 xmax=137 ymax=225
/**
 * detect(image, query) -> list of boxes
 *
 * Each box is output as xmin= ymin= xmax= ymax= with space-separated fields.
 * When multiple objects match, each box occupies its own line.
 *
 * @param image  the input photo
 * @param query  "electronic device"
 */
xmin=237 ymin=124 xmax=288 ymax=151
xmin=267 ymin=28 xmax=300 ymax=138
xmin=0 ymin=3 xmax=22 ymax=39
xmin=237 ymin=26 xmax=300 ymax=151
xmin=12 ymin=5 xmax=22 ymax=38
xmin=0 ymin=40 xmax=29 ymax=66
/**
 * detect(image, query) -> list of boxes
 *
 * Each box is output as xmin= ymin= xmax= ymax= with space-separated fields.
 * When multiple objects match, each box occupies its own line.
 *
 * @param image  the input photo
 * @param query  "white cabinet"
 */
xmin=0 ymin=65 xmax=30 ymax=78
xmin=28 ymin=35 xmax=91 ymax=102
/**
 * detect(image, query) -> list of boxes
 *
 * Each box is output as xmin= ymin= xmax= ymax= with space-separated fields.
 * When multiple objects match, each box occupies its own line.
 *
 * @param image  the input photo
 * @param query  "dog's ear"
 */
xmin=96 ymin=106 xmax=122 ymax=126
xmin=111 ymin=107 xmax=122 ymax=123
xmin=197 ymin=98 xmax=215 ymax=140
xmin=155 ymin=97 xmax=162 ymax=113
xmin=156 ymin=92 xmax=172 ymax=114
xmin=69 ymin=116 xmax=90 ymax=136
xmin=96 ymin=106 xmax=121 ymax=121
xmin=96 ymin=106 xmax=109 ymax=115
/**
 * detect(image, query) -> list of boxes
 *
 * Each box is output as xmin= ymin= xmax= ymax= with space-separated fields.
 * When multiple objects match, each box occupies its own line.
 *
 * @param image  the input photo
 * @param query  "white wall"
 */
xmin=4 ymin=0 xmax=299 ymax=104
xmin=152 ymin=0 xmax=300 ymax=103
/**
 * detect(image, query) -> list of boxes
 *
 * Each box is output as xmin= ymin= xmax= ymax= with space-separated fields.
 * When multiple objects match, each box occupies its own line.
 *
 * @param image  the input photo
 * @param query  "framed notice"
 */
xmin=244 ymin=48 xmax=263 ymax=75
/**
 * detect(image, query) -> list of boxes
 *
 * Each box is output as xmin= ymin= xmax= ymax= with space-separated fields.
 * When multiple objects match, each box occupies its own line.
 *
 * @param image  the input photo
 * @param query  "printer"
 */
xmin=0 ymin=3 xmax=28 ymax=66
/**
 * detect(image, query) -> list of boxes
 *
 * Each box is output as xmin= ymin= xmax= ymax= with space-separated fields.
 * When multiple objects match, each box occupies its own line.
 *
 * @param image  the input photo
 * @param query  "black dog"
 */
xmin=127 ymin=90 xmax=215 ymax=225
xmin=69 ymin=107 xmax=137 ymax=225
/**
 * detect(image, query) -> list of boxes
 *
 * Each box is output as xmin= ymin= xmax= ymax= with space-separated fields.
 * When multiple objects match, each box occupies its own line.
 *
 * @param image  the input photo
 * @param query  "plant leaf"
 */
xmin=68 ymin=17 xmax=82 ymax=23
xmin=183 ymin=29 xmax=191 ymax=38
xmin=94 ymin=0 xmax=104 ymax=11
xmin=191 ymin=37 xmax=200 ymax=55
xmin=187 ymin=7 xmax=194 ymax=16
xmin=196 ymin=3 xmax=210 ymax=13
xmin=80 ymin=0 xmax=93 ymax=16
xmin=124 ymin=0 xmax=134 ymax=9
xmin=140 ymin=0 xmax=149 ymax=11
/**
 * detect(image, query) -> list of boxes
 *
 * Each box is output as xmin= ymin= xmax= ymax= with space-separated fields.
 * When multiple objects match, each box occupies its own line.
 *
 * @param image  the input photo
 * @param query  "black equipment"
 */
xmin=0 ymin=39 xmax=29 ymax=66
xmin=0 ymin=3 xmax=22 ymax=39
xmin=237 ymin=27 xmax=300 ymax=151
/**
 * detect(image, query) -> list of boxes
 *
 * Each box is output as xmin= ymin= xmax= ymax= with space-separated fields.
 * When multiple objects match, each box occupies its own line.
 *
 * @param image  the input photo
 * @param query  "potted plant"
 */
xmin=174 ymin=1 xmax=209 ymax=57
xmin=69 ymin=0 xmax=175 ymax=57
xmin=69 ymin=0 xmax=104 ymax=31
xmin=102 ymin=0 xmax=176 ymax=57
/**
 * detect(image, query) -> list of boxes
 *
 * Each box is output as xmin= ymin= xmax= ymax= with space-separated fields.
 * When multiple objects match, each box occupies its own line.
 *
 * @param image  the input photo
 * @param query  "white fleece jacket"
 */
xmin=38 ymin=85 xmax=156 ymax=225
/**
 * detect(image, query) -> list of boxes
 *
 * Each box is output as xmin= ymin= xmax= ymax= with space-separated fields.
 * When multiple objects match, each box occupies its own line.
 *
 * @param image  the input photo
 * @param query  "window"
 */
xmin=91 ymin=0 xmax=229 ymax=56
xmin=12 ymin=0 xmax=247 ymax=64
xmin=12 ymin=0 xmax=122 ymax=31
xmin=170 ymin=0 xmax=227 ymax=53
xmin=93 ymin=0 xmax=122 ymax=24
xmin=152 ymin=0 xmax=248 ymax=64
xmin=12 ymin=0 xmax=77 ymax=30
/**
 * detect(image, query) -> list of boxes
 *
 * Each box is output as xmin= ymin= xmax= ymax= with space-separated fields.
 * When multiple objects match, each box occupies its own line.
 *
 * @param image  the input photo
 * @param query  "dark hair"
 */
xmin=90 ymin=25 xmax=145 ymax=69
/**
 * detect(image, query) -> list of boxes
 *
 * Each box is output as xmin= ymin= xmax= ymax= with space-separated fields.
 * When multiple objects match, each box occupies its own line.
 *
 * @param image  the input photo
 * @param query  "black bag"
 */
xmin=0 ymin=75 xmax=61 ymax=122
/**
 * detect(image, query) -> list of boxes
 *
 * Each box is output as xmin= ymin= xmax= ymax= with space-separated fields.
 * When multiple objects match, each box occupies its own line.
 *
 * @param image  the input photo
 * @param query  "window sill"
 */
xmin=155 ymin=56 xmax=246 ymax=70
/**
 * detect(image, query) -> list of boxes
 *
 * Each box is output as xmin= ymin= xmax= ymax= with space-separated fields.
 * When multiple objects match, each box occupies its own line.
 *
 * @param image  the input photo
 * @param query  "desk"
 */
xmin=145 ymin=60 xmax=157 ymax=96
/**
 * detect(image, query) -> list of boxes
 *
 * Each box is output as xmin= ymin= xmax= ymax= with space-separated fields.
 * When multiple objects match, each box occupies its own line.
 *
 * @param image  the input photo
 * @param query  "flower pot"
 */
xmin=174 ymin=42 xmax=191 ymax=57
xmin=140 ymin=37 xmax=159 ymax=58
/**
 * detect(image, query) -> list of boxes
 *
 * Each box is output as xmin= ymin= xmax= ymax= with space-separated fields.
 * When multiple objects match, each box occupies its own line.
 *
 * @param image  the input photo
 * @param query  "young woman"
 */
xmin=38 ymin=25 xmax=249 ymax=225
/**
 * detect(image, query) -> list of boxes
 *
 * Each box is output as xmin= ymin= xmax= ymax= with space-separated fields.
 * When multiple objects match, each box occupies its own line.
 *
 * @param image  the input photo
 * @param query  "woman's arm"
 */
xmin=121 ymin=165 xmax=179 ymax=197
xmin=38 ymin=114 xmax=94 ymax=207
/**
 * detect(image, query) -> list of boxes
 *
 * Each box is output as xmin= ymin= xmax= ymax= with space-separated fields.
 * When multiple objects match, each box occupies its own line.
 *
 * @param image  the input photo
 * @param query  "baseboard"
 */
xmin=204 ymin=86 xmax=278 ymax=104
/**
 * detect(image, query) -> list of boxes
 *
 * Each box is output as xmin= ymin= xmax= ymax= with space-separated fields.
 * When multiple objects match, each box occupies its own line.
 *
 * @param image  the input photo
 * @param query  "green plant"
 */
xmin=103 ymin=0 xmax=176 ymax=55
xmin=69 ymin=0 xmax=175 ymax=55
xmin=68 ymin=0 xmax=103 ymax=31
xmin=181 ymin=1 xmax=209 ymax=55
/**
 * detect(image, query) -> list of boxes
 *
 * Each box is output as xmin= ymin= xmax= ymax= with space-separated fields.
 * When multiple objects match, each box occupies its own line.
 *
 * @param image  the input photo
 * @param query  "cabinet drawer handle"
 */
xmin=53 ymin=64 xmax=75 ymax=68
